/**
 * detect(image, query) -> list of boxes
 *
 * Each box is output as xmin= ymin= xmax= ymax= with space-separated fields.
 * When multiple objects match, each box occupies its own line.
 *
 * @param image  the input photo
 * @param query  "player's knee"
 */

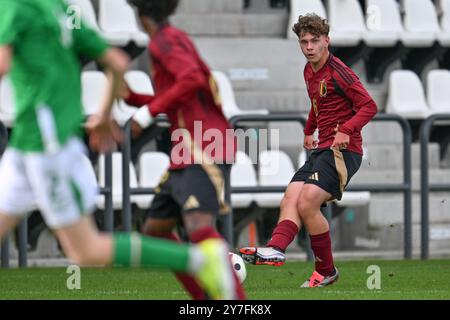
xmin=297 ymin=194 xmax=317 ymax=218
xmin=280 ymin=194 xmax=298 ymax=213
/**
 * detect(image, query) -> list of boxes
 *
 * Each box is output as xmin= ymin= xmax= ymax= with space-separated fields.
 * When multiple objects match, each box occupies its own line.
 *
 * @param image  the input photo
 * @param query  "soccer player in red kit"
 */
xmin=122 ymin=0 xmax=245 ymax=299
xmin=240 ymin=14 xmax=378 ymax=288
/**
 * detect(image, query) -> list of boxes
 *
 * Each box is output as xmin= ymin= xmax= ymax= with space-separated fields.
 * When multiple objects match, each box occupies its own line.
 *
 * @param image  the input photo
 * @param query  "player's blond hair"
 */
xmin=292 ymin=13 xmax=330 ymax=37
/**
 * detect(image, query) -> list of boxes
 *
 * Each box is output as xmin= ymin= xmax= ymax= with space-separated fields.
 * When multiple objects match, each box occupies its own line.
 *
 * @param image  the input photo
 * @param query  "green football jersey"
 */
xmin=0 ymin=0 xmax=109 ymax=152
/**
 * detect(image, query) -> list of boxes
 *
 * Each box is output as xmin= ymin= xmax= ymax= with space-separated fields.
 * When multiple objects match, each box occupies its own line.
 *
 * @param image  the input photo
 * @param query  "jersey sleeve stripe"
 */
xmin=329 ymin=61 xmax=355 ymax=86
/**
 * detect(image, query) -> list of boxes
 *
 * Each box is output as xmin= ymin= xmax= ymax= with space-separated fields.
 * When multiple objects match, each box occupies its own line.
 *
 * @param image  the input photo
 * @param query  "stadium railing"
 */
xmin=419 ymin=113 xmax=450 ymax=259
xmin=0 ymin=113 xmax=413 ymax=267
xmin=120 ymin=116 xmax=170 ymax=233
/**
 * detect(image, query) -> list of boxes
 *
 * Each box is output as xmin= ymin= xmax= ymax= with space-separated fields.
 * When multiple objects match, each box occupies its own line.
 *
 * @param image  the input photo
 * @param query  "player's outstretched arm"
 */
xmin=97 ymin=48 xmax=130 ymax=117
xmin=85 ymin=48 xmax=130 ymax=153
xmin=0 ymin=46 xmax=12 ymax=76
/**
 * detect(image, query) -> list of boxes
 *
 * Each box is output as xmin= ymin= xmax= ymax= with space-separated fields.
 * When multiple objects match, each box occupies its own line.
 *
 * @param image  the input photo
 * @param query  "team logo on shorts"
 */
xmin=319 ymin=79 xmax=327 ymax=97
xmin=309 ymin=172 xmax=319 ymax=181
xmin=184 ymin=195 xmax=200 ymax=210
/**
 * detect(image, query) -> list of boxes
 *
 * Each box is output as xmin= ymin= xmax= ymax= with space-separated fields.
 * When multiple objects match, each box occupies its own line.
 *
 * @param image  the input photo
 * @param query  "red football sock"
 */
xmin=190 ymin=226 xmax=247 ymax=300
xmin=310 ymin=231 xmax=335 ymax=276
xmin=267 ymin=219 xmax=299 ymax=252
xmin=151 ymin=231 xmax=206 ymax=300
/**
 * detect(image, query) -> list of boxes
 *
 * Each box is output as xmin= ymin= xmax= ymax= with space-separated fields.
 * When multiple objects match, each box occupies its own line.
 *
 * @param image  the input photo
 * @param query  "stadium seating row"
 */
xmin=94 ymin=149 xmax=370 ymax=212
xmin=0 ymin=70 xmax=267 ymax=128
xmin=68 ymin=0 xmax=450 ymax=49
xmin=2 ymin=67 xmax=448 ymax=126
xmin=289 ymin=0 xmax=450 ymax=48
xmin=387 ymin=69 xmax=450 ymax=119
xmin=67 ymin=0 xmax=148 ymax=47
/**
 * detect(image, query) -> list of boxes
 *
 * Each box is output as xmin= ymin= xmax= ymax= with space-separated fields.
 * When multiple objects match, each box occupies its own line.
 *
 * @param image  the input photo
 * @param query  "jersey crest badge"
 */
xmin=319 ymin=79 xmax=327 ymax=97
xmin=313 ymin=98 xmax=318 ymax=117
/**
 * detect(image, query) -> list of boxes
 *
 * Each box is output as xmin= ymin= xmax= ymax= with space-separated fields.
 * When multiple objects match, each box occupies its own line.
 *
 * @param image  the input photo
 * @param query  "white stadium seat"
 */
xmin=326 ymin=0 xmax=365 ymax=46
xmin=386 ymin=70 xmax=431 ymax=119
xmin=98 ymin=0 xmax=149 ymax=47
xmin=212 ymin=70 xmax=269 ymax=120
xmin=96 ymin=152 xmax=144 ymax=210
xmin=66 ymin=0 xmax=100 ymax=31
xmin=231 ymin=151 xmax=258 ymax=209
xmin=437 ymin=0 xmax=450 ymax=46
xmin=254 ymin=150 xmax=296 ymax=208
xmin=81 ymin=71 xmax=118 ymax=116
xmin=297 ymin=149 xmax=307 ymax=169
xmin=440 ymin=0 xmax=450 ymax=32
xmin=363 ymin=0 xmax=403 ymax=47
xmin=427 ymin=69 xmax=450 ymax=114
xmin=135 ymin=152 xmax=170 ymax=209
xmin=335 ymin=191 xmax=371 ymax=207
xmin=287 ymin=0 xmax=327 ymax=39
xmin=114 ymin=70 xmax=155 ymax=126
xmin=0 ymin=77 xmax=15 ymax=128
xmin=124 ymin=71 xmax=155 ymax=97
xmin=401 ymin=0 xmax=442 ymax=47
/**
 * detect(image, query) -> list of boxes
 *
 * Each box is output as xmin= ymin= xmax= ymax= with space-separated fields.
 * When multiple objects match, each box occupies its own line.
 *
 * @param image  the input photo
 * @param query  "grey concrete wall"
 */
xmin=177 ymin=0 xmax=244 ymax=14
xmin=173 ymin=13 xmax=288 ymax=37
xmin=350 ymin=168 xmax=450 ymax=191
xmin=193 ymin=37 xmax=307 ymax=112
xmin=367 ymin=192 xmax=450 ymax=225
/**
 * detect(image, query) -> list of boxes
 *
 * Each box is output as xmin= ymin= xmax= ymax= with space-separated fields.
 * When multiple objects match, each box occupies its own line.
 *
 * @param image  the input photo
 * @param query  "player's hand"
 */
xmin=303 ymin=134 xmax=318 ymax=150
xmin=118 ymin=78 xmax=131 ymax=100
xmin=131 ymin=119 xmax=143 ymax=139
xmin=332 ymin=131 xmax=350 ymax=150
xmin=130 ymin=106 xmax=154 ymax=139
xmin=85 ymin=114 xmax=123 ymax=153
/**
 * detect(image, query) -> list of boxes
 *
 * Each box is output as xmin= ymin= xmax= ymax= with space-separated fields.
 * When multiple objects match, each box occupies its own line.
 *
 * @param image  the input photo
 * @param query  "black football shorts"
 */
xmin=291 ymin=148 xmax=362 ymax=201
xmin=145 ymin=164 xmax=231 ymax=220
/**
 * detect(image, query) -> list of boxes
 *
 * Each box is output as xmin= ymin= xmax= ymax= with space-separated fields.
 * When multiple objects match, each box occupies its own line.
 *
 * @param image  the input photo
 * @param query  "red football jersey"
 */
xmin=126 ymin=24 xmax=235 ymax=169
xmin=303 ymin=54 xmax=377 ymax=155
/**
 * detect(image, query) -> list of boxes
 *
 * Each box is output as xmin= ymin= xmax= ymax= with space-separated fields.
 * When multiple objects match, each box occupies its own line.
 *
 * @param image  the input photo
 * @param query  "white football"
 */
xmin=229 ymin=252 xmax=247 ymax=284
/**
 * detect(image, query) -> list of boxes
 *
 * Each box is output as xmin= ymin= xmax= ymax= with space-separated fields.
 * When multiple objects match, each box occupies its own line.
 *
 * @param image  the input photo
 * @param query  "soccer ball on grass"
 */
xmin=229 ymin=252 xmax=247 ymax=284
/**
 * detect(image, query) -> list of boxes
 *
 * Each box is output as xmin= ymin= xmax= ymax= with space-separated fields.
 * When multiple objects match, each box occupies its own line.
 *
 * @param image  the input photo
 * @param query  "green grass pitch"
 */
xmin=0 ymin=259 xmax=449 ymax=299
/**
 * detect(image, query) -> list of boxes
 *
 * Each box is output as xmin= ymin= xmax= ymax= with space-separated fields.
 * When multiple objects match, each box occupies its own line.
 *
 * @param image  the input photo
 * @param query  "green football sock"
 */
xmin=113 ymin=233 xmax=199 ymax=272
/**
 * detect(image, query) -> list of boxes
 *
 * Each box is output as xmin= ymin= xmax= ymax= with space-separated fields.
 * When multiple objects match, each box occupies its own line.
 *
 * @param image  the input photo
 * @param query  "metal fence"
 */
xmin=420 ymin=113 xmax=450 ymax=259
xmin=0 ymin=112 xmax=415 ymax=267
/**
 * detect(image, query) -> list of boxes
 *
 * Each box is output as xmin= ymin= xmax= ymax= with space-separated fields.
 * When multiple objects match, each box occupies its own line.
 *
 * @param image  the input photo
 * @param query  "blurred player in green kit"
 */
xmin=0 ymin=0 xmax=237 ymax=300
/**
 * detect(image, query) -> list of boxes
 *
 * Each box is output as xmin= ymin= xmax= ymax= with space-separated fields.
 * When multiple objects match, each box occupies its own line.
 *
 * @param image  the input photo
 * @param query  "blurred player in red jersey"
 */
xmin=122 ymin=0 xmax=245 ymax=300
xmin=240 ymin=14 xmax=378 ymax=288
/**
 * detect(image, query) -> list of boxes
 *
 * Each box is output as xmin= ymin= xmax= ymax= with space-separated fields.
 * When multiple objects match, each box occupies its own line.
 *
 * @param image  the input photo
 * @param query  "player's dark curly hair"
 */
xmin=127 ymin=0 xmax=179 ymax=24
xmin=292 ymin=13 xmax=330 ymax=37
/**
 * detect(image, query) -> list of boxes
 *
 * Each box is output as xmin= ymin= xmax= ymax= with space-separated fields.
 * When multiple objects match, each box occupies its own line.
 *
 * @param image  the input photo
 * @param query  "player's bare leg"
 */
xmin=56 ymin=215 xmax=236 ymax=299
xmin=0 ymin=213 xmax=20 ymax=240
xmin=240 ymin=182 xmax=304 ymax=266
xmin=297 ymin=184 xmax=339 ymax=287
xmin=297 ymin=184 xmax=330 ymax=235
xmin=54 ymin=215 xmax=113 ymax=266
